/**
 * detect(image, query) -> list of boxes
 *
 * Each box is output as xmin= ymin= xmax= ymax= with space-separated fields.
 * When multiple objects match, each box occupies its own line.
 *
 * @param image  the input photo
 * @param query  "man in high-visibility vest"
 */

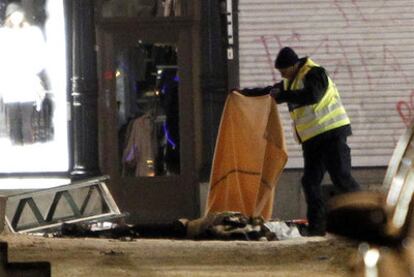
xmin=237 ymin=47 xmax=360 ymax=236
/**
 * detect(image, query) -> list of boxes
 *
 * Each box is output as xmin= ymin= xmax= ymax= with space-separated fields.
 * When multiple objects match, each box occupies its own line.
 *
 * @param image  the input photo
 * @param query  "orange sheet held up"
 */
xmin=205 ymin=92 xmax=288 ymax=220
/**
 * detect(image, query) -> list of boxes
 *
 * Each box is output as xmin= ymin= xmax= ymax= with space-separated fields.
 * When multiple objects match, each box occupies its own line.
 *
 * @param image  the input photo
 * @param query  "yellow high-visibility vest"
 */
xmin=283 ymin=58 xmax=350 ymax=143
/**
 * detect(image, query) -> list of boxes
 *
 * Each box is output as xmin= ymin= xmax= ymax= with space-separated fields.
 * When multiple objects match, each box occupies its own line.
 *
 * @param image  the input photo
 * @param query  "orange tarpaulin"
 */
xmin=205 ymin=92 xmax=288 ymax=220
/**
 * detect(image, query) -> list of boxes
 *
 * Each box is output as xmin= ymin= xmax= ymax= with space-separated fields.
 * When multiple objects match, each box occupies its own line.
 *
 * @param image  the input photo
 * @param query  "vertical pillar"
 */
xmin=0 ymin=195 xmax=6 ymax=234
xmin=225 ymin=0 xmax=239 ymax=90
xmin=69 ymin=0 xmax=100 ymax=178
xmin=199 ymin=0 xmax=230 ymax=179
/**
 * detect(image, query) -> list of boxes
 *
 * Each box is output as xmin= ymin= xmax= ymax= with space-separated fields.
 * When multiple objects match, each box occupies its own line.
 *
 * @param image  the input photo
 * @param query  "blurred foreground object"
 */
xmin=327 ymin=120 xmax=414 ymax=275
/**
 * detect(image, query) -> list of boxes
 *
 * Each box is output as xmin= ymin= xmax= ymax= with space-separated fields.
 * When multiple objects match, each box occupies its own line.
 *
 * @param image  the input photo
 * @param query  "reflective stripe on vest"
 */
xmin=286 ymin=59 xmax=350 ymax=142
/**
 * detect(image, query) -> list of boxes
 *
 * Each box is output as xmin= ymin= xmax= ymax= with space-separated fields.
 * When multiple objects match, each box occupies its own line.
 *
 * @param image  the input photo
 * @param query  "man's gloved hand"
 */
xmin=269 ymin=87 xmax=281 ymax=98
xmin=270 ymin=84 xmax=285 ymax=103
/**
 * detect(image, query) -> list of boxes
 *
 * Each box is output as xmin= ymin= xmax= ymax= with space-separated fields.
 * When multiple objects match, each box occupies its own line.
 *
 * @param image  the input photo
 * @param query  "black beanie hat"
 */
xmin=274 ymin=47 xmax=299 ymax=69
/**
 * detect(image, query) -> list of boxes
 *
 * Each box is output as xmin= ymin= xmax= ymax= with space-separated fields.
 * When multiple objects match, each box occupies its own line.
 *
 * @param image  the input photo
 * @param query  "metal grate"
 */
xmin=5 ymin=175 xmax=124 ymax=234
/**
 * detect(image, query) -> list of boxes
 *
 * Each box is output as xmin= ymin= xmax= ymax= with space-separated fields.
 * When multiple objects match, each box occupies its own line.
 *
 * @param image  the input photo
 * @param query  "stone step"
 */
xmin=0 ymin=241 xmax=50 ymax=277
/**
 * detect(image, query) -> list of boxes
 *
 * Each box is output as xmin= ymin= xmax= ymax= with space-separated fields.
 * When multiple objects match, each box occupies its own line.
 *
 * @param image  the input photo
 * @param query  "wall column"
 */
xmin=69 ymin=0 xmax=100 ymax=179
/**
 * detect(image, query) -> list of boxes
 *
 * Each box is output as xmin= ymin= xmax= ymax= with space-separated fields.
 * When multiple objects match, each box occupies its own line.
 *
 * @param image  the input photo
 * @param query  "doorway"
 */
xmin=96 ymin=20 xmax=200 ymax=224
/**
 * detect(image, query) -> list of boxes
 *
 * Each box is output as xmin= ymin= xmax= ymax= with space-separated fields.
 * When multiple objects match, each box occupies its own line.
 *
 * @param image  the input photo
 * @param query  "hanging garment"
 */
xmin=122 ymin=114 xmax=157 ymax=176
xmin=205 ymin=92 xmax=288 ymax=220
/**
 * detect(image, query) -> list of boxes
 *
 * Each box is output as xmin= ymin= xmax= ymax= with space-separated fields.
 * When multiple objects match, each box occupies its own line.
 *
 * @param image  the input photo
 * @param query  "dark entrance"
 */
xmin=96 ymin=16 xmax=200 ymax=224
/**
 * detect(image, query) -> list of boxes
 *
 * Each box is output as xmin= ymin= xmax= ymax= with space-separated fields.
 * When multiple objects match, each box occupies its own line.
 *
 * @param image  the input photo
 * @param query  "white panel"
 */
xmin=238 ymin=0 xmax=414 ymax=168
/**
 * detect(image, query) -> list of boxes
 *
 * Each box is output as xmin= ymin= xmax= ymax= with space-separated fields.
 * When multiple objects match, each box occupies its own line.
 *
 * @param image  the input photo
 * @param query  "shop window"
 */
xmin=0 ymin=0 xmax=68 ymax=174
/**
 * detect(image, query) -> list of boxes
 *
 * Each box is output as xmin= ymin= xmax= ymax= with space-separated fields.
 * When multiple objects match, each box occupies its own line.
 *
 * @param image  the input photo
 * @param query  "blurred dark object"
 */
xmin=61 ymin=222 xmax=138 ymax=239
xmin=327 ymin=120 xmax=414 ymax=244
xmin=327 ymin=120 xmax=414 ymax=276
xmin=132 ymin=219 xmax=187 ymax=238
xmin=326 ymin=191 xmax=393 ymax=244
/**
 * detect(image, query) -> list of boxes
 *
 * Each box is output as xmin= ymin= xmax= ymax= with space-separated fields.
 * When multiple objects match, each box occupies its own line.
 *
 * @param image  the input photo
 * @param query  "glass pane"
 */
xmin=117 ymin=42 xmax=180 ymax=177
xmin=0 ymin=1 xmax=68 ymax=173
xmin=100 ymin=0 xmax=188 ymax=18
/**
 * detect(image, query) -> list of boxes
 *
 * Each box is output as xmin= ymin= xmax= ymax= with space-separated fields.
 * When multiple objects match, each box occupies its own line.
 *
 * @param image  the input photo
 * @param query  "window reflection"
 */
xmin=117 ymin=42 xmax=180 ymax=177
xmin=0 ymin=1 xmax=68 ymax=173
xmin=100 ymin=0 xmax=188 ymax=18
xmin=0 ymin=3 xmax=51 ymax=145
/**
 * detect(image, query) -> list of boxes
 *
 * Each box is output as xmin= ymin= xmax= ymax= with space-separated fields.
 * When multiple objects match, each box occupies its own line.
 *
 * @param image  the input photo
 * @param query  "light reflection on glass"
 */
xmin=118 ymin=43 xmax=180 ymax=177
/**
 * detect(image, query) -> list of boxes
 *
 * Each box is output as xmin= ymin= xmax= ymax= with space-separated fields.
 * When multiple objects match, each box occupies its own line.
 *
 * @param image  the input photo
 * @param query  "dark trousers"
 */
xmin=5 ymin=102 xmax=35 ymax=145
xmin=301 ymin=135 xmax=360 ymax=231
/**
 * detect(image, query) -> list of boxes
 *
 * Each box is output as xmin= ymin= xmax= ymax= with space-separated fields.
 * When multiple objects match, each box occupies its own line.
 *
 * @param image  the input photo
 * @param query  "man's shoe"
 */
xmin=300 ymin=226 xmax=326 ymax=237
xmin=306 ymin=229 xmax=326 ymax=237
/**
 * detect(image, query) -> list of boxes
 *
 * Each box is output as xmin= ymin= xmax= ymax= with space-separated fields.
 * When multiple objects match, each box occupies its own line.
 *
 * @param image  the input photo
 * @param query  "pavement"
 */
xmin=1 ymin=233 xmax=358 ymax=276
